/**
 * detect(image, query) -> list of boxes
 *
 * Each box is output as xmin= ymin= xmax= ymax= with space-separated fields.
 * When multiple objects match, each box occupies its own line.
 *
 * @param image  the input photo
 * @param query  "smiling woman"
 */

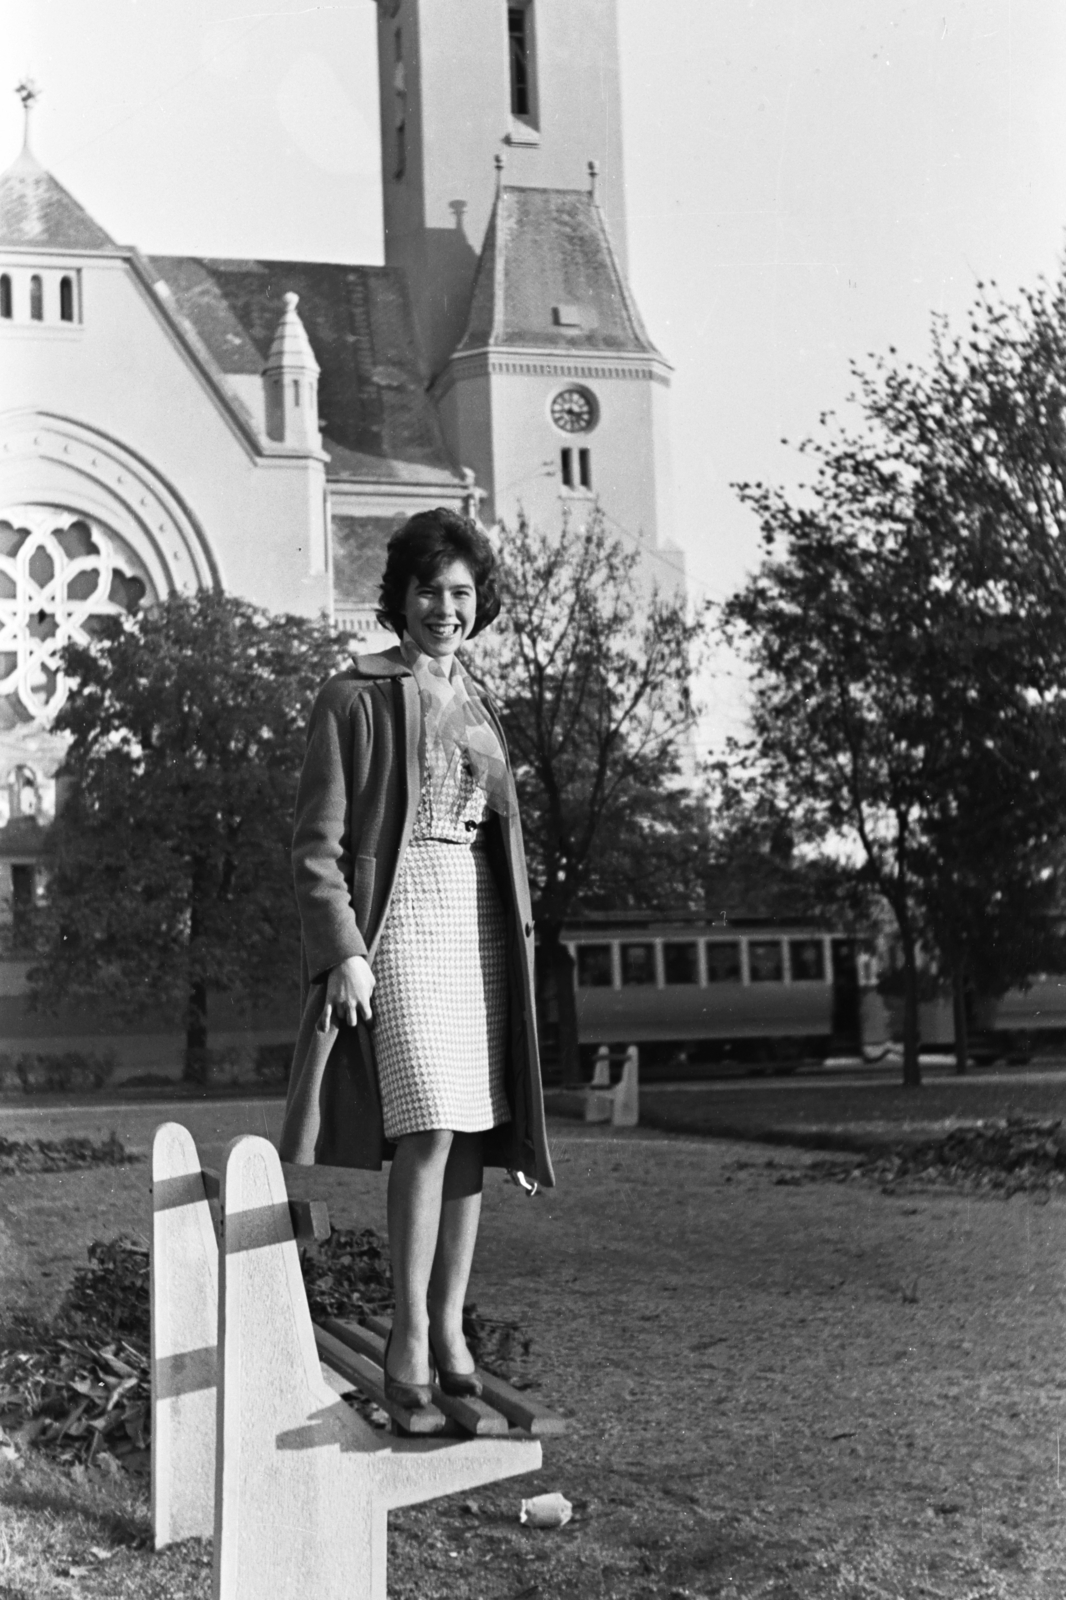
xmin=279 ymin=505 xmax=554 ymax=1412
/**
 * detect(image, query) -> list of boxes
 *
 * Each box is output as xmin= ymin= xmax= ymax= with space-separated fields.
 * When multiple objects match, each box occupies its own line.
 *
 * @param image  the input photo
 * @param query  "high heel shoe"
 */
xmin=428 ymin=1336 xmax=483 ymax=1399
xmin=383 ymin=1331 xmax=433 ymax=1410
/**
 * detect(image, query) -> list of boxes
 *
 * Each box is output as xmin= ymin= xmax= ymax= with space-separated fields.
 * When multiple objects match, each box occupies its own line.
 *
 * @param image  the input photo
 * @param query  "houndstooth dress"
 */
xmin=372 ymin=752 xmax=511 ymax=1140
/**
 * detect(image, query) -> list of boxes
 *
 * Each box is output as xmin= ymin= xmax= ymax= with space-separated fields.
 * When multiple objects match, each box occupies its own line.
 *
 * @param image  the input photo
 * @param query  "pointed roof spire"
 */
xmin=1 ymin=85 xmax=116 ymax=250
xmin=264 ymin=291 xmax=320 ymax=374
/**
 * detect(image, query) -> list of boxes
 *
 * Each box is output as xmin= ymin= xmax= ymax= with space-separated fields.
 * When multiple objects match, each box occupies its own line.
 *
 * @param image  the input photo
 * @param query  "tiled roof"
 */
xmin=0 ymin=148 xmax=116 ymax=251
xmin=457 ymin=186 xmax=658 ymax=355
xmin=149 ymin=257 xmax=462 ymax=485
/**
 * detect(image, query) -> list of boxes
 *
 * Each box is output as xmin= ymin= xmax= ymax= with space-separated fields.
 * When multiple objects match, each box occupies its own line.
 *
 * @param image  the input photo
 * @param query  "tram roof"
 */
xmin=559 ymin=911 xmax=842 ymax=938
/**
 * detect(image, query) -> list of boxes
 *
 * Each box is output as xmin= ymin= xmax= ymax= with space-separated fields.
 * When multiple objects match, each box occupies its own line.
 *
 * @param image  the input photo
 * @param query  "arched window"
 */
xmin=0 ymin=276 xmax=11 ymax=319
xmin=29 ymin=275 xmax=43 ymax=321
xmin=9 ymin=765 xmax=39 ymax=818
xmin=60 ymin=276 xmax=74 ymax=322
xmin=293 ymin=379 xmax=301 ymax=407
xmin=393 ymin=26 xmax=406 ymax=178
xmin=508 ymin=3 xmax=538 ymax=126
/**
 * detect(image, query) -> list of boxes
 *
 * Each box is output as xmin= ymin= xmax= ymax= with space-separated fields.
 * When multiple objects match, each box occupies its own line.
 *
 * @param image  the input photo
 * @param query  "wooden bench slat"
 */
xmin=312 ymin=1326 xmax=446 ymax=1435
xmin=320 ymin=1318 xmax=508 ymax=1437
xmin=363 ymin=1315 xmax=567 ymax=1437
xmin=202 ymin=1162 xmax=562 ymax=1435
xmin=289 ymin=1199 xmax=332 ymax=1244
xmin=201 ymin=1169 xmax=330 ymax=1244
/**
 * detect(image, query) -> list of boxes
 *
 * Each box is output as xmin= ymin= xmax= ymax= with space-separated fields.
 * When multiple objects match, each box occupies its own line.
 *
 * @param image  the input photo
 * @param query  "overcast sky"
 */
xmin=6 ymin=0 xmax=1066 ymax=650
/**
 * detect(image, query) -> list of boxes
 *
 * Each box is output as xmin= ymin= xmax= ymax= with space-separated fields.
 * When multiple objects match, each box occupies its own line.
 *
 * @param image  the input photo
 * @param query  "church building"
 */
xmin=0 ymin=0 xmax=679 ymax=1060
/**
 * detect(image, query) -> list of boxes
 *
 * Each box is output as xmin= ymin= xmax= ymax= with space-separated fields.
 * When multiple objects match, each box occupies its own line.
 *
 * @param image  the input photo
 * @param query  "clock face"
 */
xmin=550 ymin=388 xmax=596 ymax=433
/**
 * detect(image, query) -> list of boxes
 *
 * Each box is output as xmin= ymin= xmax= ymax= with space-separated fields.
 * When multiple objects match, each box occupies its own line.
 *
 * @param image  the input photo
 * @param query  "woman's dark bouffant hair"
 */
xmin=376 ymin=507 xmax=501 ymax=639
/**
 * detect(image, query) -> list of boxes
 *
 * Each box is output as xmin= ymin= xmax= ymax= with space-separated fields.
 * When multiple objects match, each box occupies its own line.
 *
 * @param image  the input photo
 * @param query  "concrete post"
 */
xmin=612 ymin=1045 xmax=639 ymax=1127
xmin=214 ymin=1134 xmax=541 ymax=1600
xmin=590 ymin=1044 xmax=611 ymax=1087
xmin=151 ymin=1122 xmax=218 ymax=1548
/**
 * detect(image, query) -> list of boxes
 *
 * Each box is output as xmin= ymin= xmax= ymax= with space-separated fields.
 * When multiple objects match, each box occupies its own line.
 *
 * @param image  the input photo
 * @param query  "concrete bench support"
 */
xmin=215 ymin=1134 xmax=542 ymax=1600
xmin=151 ymin=1121 xmax=218 ymax=1548
xmin=585 ymin=1044 xmax=639 ymax=1127
xmin=152 ymin=1123 xmax=545 ymax=1598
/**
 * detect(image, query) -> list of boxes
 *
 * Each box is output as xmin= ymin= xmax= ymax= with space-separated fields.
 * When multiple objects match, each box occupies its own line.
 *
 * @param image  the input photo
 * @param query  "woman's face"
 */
xmin=403 ymin=558 xmax=477 ymax=660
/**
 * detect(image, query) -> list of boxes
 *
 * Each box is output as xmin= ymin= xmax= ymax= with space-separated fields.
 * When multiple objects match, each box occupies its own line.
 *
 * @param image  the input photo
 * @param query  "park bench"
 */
xmin=584 ymin=1043 xmax=640 ymax=1127
xmin=150 ymin=1122 xmax=565 ymax=1600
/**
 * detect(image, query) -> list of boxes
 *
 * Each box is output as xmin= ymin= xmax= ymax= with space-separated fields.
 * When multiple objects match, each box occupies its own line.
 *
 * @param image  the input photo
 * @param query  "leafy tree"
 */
xmin=469 ymin=511 xmax=706 ymax=1084
xmin=725 ymin=267 xmax=1066 ymax=1084
xmin=31 ymin=592 xmax=341 ymax=1074
xmin=703 ymin=756 xmax=873 ymax=930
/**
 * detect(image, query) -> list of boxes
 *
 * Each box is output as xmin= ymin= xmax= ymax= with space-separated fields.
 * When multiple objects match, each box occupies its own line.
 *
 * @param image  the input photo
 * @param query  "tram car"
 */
xmin=558 ymin=912 xmax=861 ymax=1080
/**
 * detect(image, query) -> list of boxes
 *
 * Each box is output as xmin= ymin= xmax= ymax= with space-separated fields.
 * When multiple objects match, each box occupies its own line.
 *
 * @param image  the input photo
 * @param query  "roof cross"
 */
xmin=15 ymin=79 xmax=41 ymax=152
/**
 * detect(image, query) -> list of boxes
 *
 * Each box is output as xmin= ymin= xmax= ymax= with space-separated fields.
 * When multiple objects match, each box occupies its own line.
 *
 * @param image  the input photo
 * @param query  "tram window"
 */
xmin=749 ymin=940 xmax=784 ymax=982
xmin=576 ymin=944 xmax=613 ymax=987
xmin=620 ymin=942 xmax=656 ymax=986
xmin=705 ymin=941 xmax=741 ymax=982
xmin=789 ymin=938 xmax=826 ymax=981
xmin=663 ymin=941 xmax=698 ymax=984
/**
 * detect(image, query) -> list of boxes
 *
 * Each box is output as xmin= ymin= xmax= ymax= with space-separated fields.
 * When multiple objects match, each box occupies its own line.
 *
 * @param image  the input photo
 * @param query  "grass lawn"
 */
xmin=1 ymin=1095 xmax=1065 ymax=1597
xmin=639 ymin=1069 xmax=1066 ymax=1152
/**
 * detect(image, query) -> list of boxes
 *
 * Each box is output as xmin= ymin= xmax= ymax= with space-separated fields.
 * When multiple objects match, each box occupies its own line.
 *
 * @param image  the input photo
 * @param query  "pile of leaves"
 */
xmin=461 ymin=1303 xmax=534 ymax=1385
xmin=0 ymin=1223 xmax=536 ymax=1467
xmin=0 ymin=1237 xmax=150 ymax=1470
xmin=770 ymin=1117 xmax=1066 ymax=1197
xmin=0 ymin=1133 xmax=140 ymax=1176
xmin=300 ymin=1227 xmax=395 ymax=1324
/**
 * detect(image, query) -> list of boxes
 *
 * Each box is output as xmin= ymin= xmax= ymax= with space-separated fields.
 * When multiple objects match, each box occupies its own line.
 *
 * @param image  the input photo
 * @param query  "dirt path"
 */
xmin=2 ymin=1111 xmax=1065 ymax=1597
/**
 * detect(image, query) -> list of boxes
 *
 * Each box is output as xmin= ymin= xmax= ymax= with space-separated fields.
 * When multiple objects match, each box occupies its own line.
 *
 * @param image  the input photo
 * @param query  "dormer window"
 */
xmin=60 ymin=275 xmax=74 ymax=322
xmin=0 ymin=276 xmax=10 ymax=319
xmin=29 ymin=275 xmax=43 ymax=321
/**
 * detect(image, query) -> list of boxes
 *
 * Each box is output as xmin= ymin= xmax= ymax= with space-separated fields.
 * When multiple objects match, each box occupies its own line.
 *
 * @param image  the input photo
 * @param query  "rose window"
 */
xmin=0 ymin=508 xmax=152 ymax=728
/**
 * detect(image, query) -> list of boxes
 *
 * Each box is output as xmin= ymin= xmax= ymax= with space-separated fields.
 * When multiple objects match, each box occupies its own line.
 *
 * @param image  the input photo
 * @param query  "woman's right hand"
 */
xmin=319 ymin=955 xmax=375 ymax=1032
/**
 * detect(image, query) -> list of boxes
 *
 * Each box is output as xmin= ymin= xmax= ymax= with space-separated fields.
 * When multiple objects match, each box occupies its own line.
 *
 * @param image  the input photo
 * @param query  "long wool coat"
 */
xmin=277 ymin=647 xmax=555 ymax=1189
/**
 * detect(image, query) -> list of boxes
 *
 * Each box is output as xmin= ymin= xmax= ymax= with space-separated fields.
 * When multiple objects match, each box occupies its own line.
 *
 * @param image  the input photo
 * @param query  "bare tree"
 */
xmin=469 ymin=511 xmax=706 ymax=1084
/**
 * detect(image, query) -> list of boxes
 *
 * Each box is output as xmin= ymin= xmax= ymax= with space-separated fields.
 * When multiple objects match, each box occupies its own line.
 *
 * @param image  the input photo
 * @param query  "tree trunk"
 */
xmin=952 ymin=969 xmax=969 ymax=1076
xmin=184 ymin=977 xmax=209 ymax=1081
xmin=543 ymin=927 xmax=582 ymax=1088
xmin=185 ymin=865 xmax=209 ymax=1081
xmin=900 ymin=935 xmax=922 ymax=1088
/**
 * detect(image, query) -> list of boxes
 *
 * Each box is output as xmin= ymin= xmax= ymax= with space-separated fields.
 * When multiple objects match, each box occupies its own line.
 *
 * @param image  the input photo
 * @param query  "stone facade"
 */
xmin=0 ymin=3 xmax=678 ymax=1060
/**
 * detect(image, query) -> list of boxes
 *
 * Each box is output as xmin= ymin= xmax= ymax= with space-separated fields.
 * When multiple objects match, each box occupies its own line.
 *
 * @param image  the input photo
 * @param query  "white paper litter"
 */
xmin=519 ymin=1492 xmax=573 ymax=1528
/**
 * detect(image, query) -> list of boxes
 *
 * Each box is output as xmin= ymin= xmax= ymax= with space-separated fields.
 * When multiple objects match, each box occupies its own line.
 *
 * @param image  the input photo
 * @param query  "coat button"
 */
xmin=524 ymin=921 xmax=533 ymax=938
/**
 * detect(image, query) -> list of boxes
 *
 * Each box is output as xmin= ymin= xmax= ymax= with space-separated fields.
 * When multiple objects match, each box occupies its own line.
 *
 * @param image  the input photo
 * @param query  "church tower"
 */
xmin=375 ymin=0 xmax=680 ymax=579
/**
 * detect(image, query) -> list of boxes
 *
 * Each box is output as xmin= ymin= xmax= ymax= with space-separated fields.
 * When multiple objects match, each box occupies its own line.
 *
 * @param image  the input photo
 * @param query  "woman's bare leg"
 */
xmin=427 ymin=1132 xmax=484 ymax=1373
xmin=386 ymin=1129 xmax=454 ymax=1384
